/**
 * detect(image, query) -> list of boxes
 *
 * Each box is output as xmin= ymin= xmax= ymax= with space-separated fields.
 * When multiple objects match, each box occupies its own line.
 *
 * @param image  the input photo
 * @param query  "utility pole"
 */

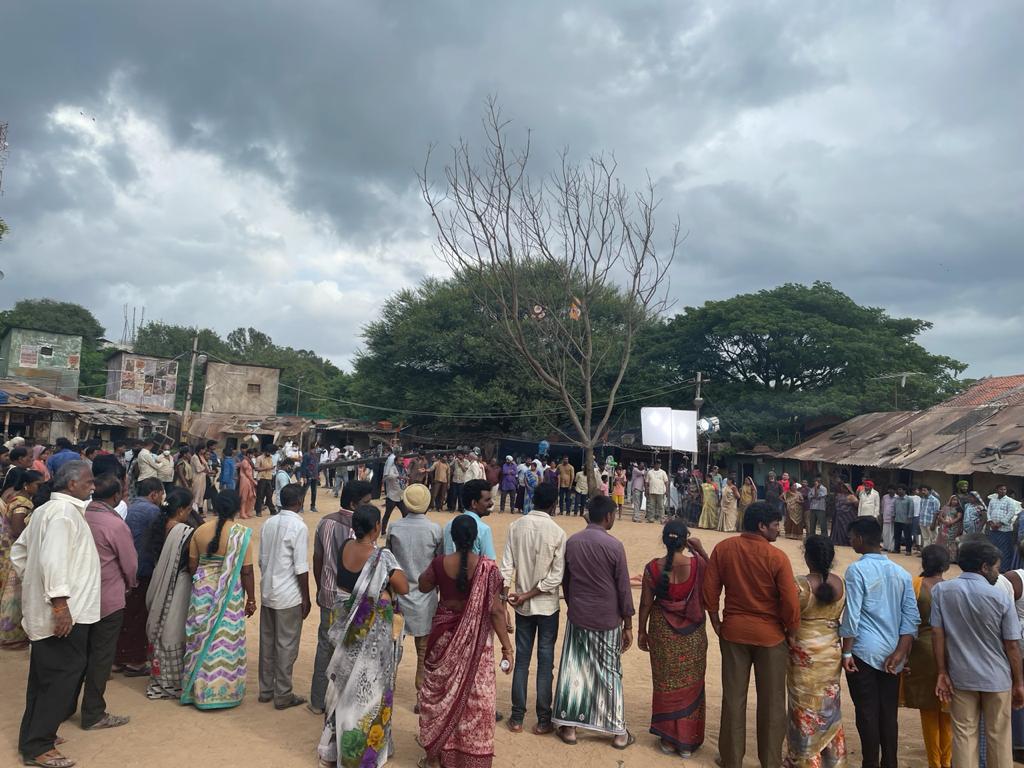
xmin=182 ymin=333 xmax=199 ymax=435
xmin=295 ymin=376 xmax=304 ymax=416
xmin=694 ymin=372 xmax=704 ymax=473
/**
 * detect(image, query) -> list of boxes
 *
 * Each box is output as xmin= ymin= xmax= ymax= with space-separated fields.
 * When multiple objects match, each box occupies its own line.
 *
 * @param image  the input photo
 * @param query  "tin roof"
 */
xmin=183 ymin=413 xmax=314 ymax=441
xmin=939 ymin=375 xmax=1024 ymax=408
xmin=779 ymin=411 xmax=924 ymax=467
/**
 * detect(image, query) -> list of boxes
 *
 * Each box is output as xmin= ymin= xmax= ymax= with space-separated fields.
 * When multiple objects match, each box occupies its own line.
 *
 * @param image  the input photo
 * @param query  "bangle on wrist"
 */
xmin=841 ymin=652 xmax=853 ymax=659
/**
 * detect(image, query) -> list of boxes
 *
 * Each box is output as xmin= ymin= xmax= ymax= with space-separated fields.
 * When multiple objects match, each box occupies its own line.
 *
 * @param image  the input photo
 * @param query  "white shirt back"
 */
xmin=258 ymin=509 xmax=309 ymax=609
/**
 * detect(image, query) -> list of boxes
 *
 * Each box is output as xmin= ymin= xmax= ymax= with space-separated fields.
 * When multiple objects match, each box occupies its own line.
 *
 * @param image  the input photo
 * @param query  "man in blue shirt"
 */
xmin=219 ymin=448 xmax=237 ymax=491
xmin=839 ymin=516 xmax=919 ymax=768
xmin=46 ymin=437 xmax=80 ymax=476
xmin=918 ymin=485 xmax=941 ymax=550
xmin=444 ymin=479 xmax=496 ymax=559
xmin=933 ymin=537 xmax=1024 ymax=768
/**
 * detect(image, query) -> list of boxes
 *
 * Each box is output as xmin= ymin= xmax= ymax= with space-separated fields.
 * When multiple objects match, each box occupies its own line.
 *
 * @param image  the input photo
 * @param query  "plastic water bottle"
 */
xmin=500 ymin=658 xmax=511 ymax=672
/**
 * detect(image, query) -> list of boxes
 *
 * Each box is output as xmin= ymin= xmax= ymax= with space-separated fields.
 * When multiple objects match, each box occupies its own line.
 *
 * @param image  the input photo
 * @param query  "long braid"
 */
xmin=657 ymin=520 xmax=690 ymax=600
xmin=207 ymin=489 xmax=241 ymax=555
xmin=804 ymin=535 xmax=837 ymax=603
xmin=451 ymin=514 xmax=478 ymax=594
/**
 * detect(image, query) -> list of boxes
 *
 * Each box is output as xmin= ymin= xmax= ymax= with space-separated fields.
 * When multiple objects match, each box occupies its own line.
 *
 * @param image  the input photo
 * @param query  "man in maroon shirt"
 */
xmin=703 ymin=501 xmax=800 ymax=768
xmin=552 ymin=495 xmax=635 ymax=749
xmin=73 ymin=473 xmax=136 ymax=730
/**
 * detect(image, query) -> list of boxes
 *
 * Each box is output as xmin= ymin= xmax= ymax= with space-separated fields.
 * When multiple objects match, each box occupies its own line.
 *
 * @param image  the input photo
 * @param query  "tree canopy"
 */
xmin=639 ymin=282 xmax=966 ymax=447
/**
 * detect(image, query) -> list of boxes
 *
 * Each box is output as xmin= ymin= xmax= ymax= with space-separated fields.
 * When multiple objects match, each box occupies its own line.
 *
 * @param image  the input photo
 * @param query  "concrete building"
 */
xmin=0 ymin=327 xmax=83 ymax=397
xmin=105 ymin=351 xmax=179 ymax=409
xmin=200 ymin=362 xmax=280 ymax=416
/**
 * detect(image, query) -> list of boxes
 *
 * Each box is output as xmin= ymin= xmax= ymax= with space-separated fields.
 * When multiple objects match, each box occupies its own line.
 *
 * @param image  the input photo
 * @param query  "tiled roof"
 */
xmin=939 ymin=375 xmax=1024 ymax=408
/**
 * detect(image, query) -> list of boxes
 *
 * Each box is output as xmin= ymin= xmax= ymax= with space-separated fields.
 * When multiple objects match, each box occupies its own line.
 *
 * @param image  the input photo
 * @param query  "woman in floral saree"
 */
xmin=785 ymin=535 xmax=847 ymax=768
xmin=181 ymin=489 xmax=256 ymax=709
xmin=318 ymin=504 xmax=409 ymax=768
xmin=935 ymin=496 xmax=963 ymax=564
xmin=0 ymin=469 xmax=42 ymax=649
xmin=417 ymin=514 xmax=513 ymax=768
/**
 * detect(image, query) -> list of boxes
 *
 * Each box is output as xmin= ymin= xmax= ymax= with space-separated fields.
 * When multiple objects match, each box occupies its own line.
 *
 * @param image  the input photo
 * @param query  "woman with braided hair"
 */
xmin=784 ymin=534 xmax=848 ymax=767
xmin=637 ymin=519 xmax=710 ymax=758
xmin=417 ymin=514 xmax=513 ymax=768
xmin=181 ymin=489 xmax=256 ymax=709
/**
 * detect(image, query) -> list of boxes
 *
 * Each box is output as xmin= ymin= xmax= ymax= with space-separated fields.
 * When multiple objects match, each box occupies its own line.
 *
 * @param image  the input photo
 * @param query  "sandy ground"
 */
xmin=0 ymin=494 xmax=932 ymax=768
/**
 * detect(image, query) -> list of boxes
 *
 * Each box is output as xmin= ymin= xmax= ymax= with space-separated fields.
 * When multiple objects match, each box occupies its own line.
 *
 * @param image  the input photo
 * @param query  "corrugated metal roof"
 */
xmin=778 ymin=411 xmax=925 ymax=467
xmin=184 ymin=413 xmax=314 ymax=441
xmin=940 ymin=375 xmax=1024 ymax=408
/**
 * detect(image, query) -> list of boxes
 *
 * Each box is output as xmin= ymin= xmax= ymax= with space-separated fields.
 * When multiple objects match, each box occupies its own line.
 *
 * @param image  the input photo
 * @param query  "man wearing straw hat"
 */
xmin=387 ymin=483 xmax=443 ymax=712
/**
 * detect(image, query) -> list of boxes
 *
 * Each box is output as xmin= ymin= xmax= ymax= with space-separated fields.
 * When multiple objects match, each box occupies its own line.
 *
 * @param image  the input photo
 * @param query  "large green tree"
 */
xmin=0 ymin=298 xmax=107 ymax=392
xmin=641 ymin=282 xmax=966 ymax=447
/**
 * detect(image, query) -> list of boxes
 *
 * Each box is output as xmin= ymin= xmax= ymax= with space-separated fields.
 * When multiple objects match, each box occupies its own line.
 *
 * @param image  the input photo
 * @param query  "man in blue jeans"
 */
xmin=500 ymin=481 xmax=566 ymax=734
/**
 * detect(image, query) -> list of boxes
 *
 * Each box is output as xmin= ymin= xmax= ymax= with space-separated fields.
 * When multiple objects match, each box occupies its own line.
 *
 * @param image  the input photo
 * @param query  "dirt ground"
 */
xmin=0 ymin=494 xmax=932 ymax=768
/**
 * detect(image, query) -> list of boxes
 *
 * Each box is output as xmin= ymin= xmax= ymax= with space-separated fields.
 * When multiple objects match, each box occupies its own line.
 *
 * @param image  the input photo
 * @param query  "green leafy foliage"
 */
xmin=638 ymin=282 xmax=966 ymax=448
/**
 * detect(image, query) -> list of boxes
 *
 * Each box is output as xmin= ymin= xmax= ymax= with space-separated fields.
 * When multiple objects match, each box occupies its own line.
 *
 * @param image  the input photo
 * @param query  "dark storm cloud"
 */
xmin=0 ymin=1 xmax=1021 ymax=373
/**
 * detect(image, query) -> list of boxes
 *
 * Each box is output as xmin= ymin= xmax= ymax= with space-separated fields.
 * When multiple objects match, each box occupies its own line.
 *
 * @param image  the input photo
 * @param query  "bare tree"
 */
xmin=421 ymin=99 xmax=678 ymax=489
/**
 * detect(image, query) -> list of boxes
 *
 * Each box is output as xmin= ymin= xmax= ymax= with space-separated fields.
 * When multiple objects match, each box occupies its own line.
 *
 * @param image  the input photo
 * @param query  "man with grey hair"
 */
xmin=11 ymin=460 xmax=101 ymax=768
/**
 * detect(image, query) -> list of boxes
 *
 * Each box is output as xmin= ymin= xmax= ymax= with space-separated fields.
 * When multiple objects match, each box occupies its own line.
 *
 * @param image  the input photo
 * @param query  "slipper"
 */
xmin=611 ymin=731 xmax=636 ymax=750
xmin=53 ymin=738 xmax=66 ymax=747
xmin=532 ymin=722 xmax=554 ymax=736
xmin=85 ymin=714 xmax=129 ymax=730
xmin=122 ymin=666 xmax=150 ymax=678
xmin=506 ymin=720 xmax=523 ymax=734
xmin=23 ymin=752 xmax=75 ymax=768
xmin=556 ymin=726 xmax=577 ymax=746
xmin=275 ymin=695 xmax=307 ymax=710
xmin=306 ymin=703 xmax=325 ymax=716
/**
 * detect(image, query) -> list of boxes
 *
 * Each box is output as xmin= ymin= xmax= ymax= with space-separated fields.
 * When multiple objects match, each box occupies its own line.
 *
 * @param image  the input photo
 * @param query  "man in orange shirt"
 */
xmin=702 ymin=502 xmax=800 ymax=768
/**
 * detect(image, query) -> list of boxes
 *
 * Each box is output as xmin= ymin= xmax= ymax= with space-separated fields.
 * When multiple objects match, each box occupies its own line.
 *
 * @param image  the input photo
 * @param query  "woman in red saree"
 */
xmin=417 ymin=515 xmax=513 ymax=768
xmin=638 ymin=520 xmax=709 ymax=758
xmin=237 ymin=448 xmax=256 ymax=520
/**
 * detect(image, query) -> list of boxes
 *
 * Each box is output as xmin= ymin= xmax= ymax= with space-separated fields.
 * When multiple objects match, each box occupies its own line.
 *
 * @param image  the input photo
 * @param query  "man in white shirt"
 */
xmin=11 ymin=460 xmax=100 ymax=767
xmin=501 ymin=481 xmax=566 ymax=734
xmin=909 ymin=489 xmax=923 ymax=553
xmin=645 ymin=460 xmax=670 ymax=523
xmin=273 ymin=458 xmax=294 ymax=512
xmin=858 ymin=480 xmax=881 ymax=519
xmin=135 ymin=437 xmax=168 ymax=482
xmin=258 ymin=483 xmax=311 ymax=710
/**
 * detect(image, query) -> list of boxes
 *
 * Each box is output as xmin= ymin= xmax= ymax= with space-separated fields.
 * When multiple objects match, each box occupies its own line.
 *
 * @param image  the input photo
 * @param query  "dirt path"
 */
xmin=0 ymin=495 xmax=930 ymax=767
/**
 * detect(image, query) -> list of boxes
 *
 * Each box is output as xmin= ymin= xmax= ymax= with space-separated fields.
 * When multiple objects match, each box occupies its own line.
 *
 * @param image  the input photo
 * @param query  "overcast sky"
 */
xmin=2 ymin=2 xmax=1021 ymax=377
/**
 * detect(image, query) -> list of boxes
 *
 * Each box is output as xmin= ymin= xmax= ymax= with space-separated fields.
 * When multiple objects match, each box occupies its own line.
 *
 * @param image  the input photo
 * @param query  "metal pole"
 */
xmin=693 ymin=371 xmax=704 ymax=474
xmin=182 ymin=333 xmax=199 ymax=436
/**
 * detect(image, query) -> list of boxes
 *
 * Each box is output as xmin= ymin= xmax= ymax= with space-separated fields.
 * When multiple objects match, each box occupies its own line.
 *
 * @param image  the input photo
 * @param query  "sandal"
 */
xmin=122 ymin=666 xmax=150 ymax=678
xmin=85 ymin=713 xmax=129 ymax=730
xmin=506 ymin=720 xmax=523 ymax=734
xmin=274 ymin=694 xmax=307 ymax=710
xmin=23 ymin=751 xmax=76 ymax=768
xmin=532 ymin=722 xmax=554 ymax=736
xmin=611 ymin=730 xmax=636 ymax=750
xmin=556 ymin=726 xmax=577 ymax=746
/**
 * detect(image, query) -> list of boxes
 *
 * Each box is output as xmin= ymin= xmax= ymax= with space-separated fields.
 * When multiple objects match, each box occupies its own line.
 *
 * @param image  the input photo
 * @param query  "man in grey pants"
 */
xmin=258 ymin=483 xmax=311 ymax=709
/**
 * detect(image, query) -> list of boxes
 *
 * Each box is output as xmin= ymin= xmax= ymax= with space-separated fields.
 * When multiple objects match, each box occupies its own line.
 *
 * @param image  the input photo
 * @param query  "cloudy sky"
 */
xmin=1 ymin=1 xmax=1021 ymax=377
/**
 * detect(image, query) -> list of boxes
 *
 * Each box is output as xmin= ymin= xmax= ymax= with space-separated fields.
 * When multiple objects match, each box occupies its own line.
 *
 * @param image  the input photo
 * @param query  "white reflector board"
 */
xmin=671 ymin=410 xmax=698 ymax=452
xmin=640 ymin=407 xmax=672 ymax=448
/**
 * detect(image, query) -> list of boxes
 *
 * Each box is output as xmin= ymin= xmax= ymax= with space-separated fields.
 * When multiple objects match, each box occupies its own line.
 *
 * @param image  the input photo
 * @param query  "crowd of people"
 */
xmin=3 ymin=435 xmax=1024 ymax=768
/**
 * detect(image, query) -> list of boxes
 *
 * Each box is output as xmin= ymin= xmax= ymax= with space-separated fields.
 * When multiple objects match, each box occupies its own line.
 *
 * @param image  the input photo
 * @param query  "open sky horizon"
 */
xmin=1 ymin=2 xmax=1021 ymax=377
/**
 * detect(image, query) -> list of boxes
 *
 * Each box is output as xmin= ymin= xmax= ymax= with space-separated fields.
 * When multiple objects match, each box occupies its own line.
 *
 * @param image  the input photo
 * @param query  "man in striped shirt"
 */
xmin=919 ymin=485 xmax=942 ymax=550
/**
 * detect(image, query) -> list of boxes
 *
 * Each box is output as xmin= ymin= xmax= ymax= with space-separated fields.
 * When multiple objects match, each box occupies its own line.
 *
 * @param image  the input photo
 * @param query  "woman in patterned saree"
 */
xmin=935 ymin=496 xmax=963 ymax=564
xmin=785 ymin=535 xmax=847 ymax=768
xmin=317 ymin=505 xmax=409 ymax=768
xmin=181 ymin=489 xmax=256 ymax=709
xmin=0 ymin=469 xmax=43 ymax=649
xmin=637 ymin=520 xmax=709 ymax=758
xmin=144 ymin=488 xmax=195 ymax=699
xmin=418 ymin=514 xmax=513 ymax=768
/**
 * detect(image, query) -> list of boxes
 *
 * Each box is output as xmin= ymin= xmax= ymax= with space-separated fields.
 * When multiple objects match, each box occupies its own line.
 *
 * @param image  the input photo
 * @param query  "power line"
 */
xmin=275 ymin=378 xmax=696 ymax=419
